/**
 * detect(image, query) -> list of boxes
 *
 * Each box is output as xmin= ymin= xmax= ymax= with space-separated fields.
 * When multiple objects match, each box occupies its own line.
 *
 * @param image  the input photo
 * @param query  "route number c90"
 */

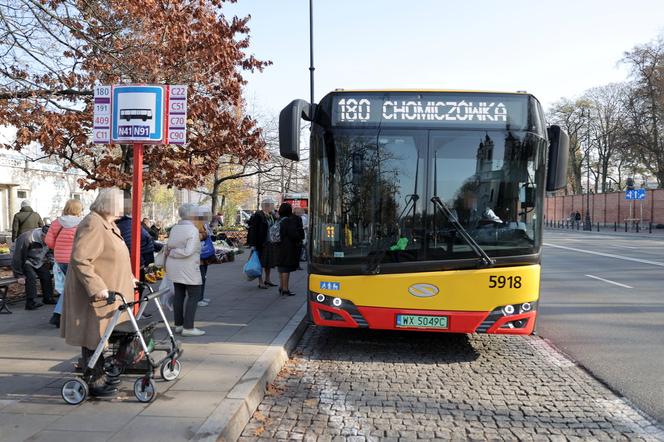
xmin=488 ymin=275 xmax=522 ymax=289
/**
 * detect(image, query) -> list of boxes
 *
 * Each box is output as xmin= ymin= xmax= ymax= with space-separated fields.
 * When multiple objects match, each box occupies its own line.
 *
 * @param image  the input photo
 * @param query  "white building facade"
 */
xmin=0 ymin=150 xmax=97 ymax=239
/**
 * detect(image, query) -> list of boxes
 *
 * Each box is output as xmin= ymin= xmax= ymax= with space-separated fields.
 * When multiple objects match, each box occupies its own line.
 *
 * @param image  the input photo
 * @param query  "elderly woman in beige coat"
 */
xmin=61 ymin=188 xmax=135 ymax=398
xmin=166 ymin=204 xmax=204 ymax=337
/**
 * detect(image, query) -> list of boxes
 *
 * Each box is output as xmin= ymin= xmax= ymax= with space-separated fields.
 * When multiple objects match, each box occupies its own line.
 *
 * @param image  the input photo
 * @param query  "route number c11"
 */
xmin=488 ymin=275 xmax=522 ymax=289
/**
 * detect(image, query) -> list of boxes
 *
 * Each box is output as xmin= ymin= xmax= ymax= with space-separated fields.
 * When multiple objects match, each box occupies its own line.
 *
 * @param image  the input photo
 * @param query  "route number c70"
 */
xmin=488 ymin=275 xmax=522 ymax=289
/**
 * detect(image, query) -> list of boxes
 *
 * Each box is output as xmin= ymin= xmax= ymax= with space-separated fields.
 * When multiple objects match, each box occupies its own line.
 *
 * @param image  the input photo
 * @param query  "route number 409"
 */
xmin=488 ymin=275 xmax=522 ymax=289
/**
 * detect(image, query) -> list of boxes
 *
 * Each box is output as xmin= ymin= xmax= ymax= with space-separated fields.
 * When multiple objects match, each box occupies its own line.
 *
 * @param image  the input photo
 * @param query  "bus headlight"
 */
xmin=503 ymin=304 xmax=515 ymax=315
xmin=332 ymin=297 xmax=343 ymax=307
xmin=316 ymin=293 xmax=326 ymax=303
xmin=521 ymin=302 xmax=532 ymax=312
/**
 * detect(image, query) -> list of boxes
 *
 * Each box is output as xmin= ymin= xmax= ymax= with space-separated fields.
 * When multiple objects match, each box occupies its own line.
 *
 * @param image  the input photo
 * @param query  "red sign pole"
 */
xmin=131 ymin=142 xmax=144 ymax=307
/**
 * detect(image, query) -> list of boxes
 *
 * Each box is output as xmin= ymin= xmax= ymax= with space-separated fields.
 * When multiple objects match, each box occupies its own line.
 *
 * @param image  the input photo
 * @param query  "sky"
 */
xmin=224 ymin=0 xmax=664 ymax=116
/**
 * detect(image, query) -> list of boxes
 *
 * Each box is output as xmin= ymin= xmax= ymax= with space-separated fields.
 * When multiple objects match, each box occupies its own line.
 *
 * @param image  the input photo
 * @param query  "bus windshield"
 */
xmin=309 ymin=127 xmax=547 ymax=267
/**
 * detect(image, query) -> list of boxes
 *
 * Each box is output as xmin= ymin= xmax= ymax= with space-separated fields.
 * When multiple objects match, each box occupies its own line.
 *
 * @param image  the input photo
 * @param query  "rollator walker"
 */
xmin=61 ymin=283 xmax=182 ymax=404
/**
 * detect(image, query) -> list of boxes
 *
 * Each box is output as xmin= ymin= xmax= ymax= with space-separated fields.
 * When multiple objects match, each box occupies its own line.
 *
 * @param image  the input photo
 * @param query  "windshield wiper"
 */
xmin=430 ymin=196 xmax=495 ymax=267
xmin=365 ymin=194 xmax=419 ymax=274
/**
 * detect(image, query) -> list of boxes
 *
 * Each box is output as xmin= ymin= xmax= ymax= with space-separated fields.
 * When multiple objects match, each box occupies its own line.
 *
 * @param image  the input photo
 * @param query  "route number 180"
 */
xmin=338 ymin=98 xmax=371 ymax=122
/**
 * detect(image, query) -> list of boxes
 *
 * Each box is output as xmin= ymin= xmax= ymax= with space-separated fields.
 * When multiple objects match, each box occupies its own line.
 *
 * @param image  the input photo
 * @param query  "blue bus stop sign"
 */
xmin=111 ymin=86 xmax=164 ymax=143
xmin=625 ymin=188 xmax=646 ymax=200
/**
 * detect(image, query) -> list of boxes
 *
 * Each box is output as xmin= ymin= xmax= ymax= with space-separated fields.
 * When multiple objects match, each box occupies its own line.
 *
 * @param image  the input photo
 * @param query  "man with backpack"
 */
xmin=12 ymin=200 xmax=44 ymax=243
xmin=12 ymin=226 xmax=54 ymax=310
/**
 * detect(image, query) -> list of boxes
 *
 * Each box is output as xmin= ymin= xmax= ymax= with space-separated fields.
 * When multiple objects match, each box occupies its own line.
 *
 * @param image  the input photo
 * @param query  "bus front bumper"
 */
xmin=309 ymin=298 xmax=537 ymax=335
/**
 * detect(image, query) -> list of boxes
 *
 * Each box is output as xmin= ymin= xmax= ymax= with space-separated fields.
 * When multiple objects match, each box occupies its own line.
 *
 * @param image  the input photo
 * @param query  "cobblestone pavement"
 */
xmin=240 ymin=326 xmax=664 ymax=441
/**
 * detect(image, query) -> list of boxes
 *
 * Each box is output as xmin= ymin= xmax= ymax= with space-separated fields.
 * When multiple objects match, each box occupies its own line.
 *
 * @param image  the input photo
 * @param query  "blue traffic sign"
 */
xmin=111 ymin=86 xmax=164 ymax=143
xmin=625 ymin=188 xmax=646 ymax=200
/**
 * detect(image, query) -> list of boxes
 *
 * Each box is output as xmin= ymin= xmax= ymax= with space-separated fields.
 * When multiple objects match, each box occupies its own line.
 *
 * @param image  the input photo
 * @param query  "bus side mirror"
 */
xmin=279 ymin=99 xmax=314 ymax=161
xmin=546 ymin=125 xmax=569 ymax=191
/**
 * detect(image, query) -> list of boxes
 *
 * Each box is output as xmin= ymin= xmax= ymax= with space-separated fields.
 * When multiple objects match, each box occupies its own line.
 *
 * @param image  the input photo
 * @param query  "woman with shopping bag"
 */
xmin=165 ymin=204 xmax=205 ymax=337
xmin=246 ymin=198 xmax=278 ymax=289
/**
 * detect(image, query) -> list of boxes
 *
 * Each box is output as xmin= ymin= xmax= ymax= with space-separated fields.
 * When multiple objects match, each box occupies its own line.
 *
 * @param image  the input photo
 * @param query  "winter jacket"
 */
xmin=165 ymin=220 xmax=202 ymax=285
xmin=246 ymin=210 xmax=272 ymax=250
xmin=44 ymin=215 xmax=82 ymax=264
xmin=61 ymin=212 xmax=133 ymax=350
xmin=12 ymin=206 xmax=43 ymax=241
xmin=12 ymin=228 xmax=50 ymax=276
xmin=115 ymin=216 xmax=156 ymax=266
xmin=276 ymin=215 xmax=305 ymax=268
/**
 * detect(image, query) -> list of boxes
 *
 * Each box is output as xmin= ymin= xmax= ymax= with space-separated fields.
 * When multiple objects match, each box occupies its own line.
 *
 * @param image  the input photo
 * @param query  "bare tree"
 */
xmin=583 ymin=83 xmax=628 ymax=193
xmin=547 ymin=98 xmax=590 ymax=194
xmin=621 ymin=36 xmax=664 ymax=187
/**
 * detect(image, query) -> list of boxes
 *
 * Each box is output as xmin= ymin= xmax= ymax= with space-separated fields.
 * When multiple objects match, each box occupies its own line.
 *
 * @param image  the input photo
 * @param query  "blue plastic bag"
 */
xmin=243 ymin=249 xmax=262 ymax=280
xmin=200 ymin=236 xmax=215 ymax=260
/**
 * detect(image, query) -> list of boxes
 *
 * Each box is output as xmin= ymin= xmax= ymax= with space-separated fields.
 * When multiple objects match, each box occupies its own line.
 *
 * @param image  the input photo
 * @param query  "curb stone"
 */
xmin=193 ymin=302 xmax=308 ymax=442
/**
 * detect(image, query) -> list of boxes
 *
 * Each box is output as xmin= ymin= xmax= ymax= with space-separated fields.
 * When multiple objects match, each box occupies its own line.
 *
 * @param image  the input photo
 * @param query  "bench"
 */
xmin=0 ymin=277 xmax=18 ymax=314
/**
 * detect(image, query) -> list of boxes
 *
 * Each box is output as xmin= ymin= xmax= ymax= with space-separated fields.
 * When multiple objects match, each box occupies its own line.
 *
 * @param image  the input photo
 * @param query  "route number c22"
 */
xmin=488 ymin=275 xmax=522 ymax=289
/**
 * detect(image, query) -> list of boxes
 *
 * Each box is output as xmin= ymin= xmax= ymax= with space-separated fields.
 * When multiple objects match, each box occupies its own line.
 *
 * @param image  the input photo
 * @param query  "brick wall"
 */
xmin=545 ymin=189 xmax=664 ymax=225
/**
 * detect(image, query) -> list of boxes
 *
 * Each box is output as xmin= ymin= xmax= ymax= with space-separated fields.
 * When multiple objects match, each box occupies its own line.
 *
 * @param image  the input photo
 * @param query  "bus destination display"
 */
xmin=332 ymin=93 xmax=527 ymax=128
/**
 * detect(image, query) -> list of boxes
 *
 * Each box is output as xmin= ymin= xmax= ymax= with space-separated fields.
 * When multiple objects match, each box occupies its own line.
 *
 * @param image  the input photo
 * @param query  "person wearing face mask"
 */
xmin=60 ymin=188 xmax=135 ymax=398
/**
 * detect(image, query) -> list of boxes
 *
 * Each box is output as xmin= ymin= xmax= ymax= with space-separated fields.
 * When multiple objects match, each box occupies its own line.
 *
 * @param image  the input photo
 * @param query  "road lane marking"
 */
xmin=543 ymin=242 xmax=664 ymax=267
xmin=585 ymin=274 xmax=633 ymax=289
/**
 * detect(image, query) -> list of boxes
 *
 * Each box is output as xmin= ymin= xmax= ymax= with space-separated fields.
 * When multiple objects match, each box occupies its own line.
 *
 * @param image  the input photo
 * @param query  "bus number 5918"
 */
xmin=488 ymin=275 xmax=521 ymax=289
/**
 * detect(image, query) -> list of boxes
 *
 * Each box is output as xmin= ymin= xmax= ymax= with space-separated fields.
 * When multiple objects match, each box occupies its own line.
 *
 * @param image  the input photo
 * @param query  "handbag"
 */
xmin=159 ymin=276 xmax=175 ymax=311
xmin=154 ymin=249 xmax=166 ymax=267
xmin=243 ymin=249 xmax=262 ymax=280
xmin=53 ymin=261 xmax=65 ymax=295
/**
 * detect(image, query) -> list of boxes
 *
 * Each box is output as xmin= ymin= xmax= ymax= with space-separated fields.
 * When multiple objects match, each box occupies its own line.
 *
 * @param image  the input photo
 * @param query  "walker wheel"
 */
xmin=134 ymin=377 xmax=156 ymax=403
xmin=160 ymin=359 xmax=181 ymax=381
xmin=62 ymin=378 xmax=88 ymax=405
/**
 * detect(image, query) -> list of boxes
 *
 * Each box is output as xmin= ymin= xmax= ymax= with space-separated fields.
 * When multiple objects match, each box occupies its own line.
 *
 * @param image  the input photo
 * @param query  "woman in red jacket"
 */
xmin=44 ymin=199 xmax=83 ymax=327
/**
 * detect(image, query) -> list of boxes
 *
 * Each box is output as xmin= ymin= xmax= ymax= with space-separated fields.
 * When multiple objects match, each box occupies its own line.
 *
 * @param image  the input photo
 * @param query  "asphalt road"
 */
xmin=539 ymin=229 xmax=664 ymax=425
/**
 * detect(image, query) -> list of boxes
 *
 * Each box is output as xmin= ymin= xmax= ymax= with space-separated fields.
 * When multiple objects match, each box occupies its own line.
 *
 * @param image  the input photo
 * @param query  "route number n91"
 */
xmin=488 ymin=275 xmax=522 ymax=289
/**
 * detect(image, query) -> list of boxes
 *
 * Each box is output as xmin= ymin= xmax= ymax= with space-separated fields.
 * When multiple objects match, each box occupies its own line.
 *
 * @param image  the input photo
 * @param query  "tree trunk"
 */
xmin=210 ymin=164 xmax=221 ymax=214
xmin=570 ymin=154 xmax=583 ymax=194
xmin=657 ymin=170 xmax=664 ymax=189
xmin=601 ymin=162 xmax=610 ymax=193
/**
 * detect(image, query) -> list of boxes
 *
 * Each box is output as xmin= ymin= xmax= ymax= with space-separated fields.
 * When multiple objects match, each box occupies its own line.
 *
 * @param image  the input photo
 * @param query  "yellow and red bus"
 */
xmin=279 ymin=90 xmax=568 ymax=334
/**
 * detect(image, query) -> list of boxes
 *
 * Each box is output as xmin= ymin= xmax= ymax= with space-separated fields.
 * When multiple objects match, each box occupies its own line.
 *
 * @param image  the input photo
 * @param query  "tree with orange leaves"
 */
xmin=0 ymin=0 xmax=270 ymax=190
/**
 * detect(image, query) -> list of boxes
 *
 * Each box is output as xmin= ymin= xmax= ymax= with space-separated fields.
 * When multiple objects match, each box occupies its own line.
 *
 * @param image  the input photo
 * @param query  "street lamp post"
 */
xmin=583 ymin=109 xmax=592 ymax=231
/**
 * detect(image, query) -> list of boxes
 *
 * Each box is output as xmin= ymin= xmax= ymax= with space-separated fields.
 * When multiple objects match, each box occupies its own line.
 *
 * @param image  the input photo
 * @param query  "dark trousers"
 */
xmin=200 ymin=264 xmax=208 ymax=298
xmin=23 ymin=264 xmax=54 ymax=303
xmin=81 ymin=347 xmax=105 ymax=387
xmin=173 ymin=283 xmax=202 ymax=329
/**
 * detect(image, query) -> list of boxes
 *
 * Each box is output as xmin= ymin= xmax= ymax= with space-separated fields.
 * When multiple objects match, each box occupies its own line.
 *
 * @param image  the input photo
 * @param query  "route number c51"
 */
xmin=488 ymin=275 xmax=522 ymax=289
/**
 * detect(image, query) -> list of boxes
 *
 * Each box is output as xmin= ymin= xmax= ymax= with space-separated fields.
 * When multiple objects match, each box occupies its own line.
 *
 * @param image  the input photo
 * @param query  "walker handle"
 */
xmin=106 ymin=291 xmax=118 ymax=305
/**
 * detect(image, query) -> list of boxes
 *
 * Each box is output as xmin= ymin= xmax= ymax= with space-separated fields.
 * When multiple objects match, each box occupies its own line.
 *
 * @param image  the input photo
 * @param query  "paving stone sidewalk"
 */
xmin=0 ymin=255 xmax=307 ymax=442
xmin=241 ymin=327 xmax=664 ymax=441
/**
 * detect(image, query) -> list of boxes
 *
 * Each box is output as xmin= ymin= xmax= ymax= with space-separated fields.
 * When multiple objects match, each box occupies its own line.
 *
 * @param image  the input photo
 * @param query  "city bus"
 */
xmin=279 ymin=90 xmax=568 ymax=334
